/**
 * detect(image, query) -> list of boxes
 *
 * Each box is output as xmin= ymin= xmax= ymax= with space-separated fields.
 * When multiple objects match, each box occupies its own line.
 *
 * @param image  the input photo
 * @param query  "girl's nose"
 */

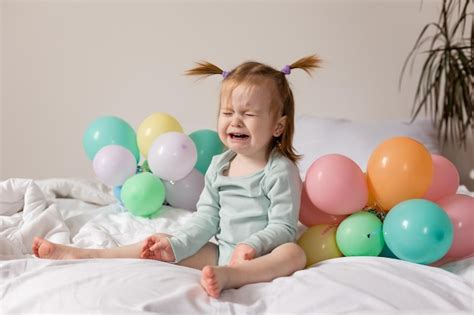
xmin=231 ymin=116 xmax=243 ymax=127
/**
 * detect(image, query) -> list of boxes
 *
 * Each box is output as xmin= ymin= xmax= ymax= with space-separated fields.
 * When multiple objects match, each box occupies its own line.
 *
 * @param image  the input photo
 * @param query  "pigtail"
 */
xmin=289 ymin=55 xmax=322 ymax=76
xmin=186 ymin=61 xmax=225 ymax=78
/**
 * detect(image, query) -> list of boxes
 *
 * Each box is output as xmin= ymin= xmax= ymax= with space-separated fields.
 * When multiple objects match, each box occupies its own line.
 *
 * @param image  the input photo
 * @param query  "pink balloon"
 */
xmin=92 ymin=145 xmax=137 ymax=186
xmin=299 ymin=184 xmax=347 ymax=227
xmin=430 ymin=254 xmax=474 ymax=267
xmin=437 ymin=194 xmax=474 ymax=260
xmin=424 ymin=154 xmax=460 ymax=201
xmin=305 ymin=154 xmax=368 ymax=215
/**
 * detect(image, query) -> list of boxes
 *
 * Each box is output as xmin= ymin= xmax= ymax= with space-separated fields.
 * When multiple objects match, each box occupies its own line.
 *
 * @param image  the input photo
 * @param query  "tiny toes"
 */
xmin=207 ymin=278 xmax=217 ymax=286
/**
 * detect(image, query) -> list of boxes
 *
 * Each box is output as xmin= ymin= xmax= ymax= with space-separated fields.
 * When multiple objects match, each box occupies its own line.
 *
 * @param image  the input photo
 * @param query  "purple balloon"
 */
xmin=93 ymin=145 xmax=137 ymax=186
xmin=148 ymin=132 xmax=197 ymax=181
xmin=164 ymin=169 xmax=204 ymax=211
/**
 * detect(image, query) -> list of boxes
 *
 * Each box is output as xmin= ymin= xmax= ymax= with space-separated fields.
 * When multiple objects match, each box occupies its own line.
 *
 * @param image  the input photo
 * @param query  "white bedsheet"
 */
xmin=0 ymin=178 xmax=473 ymax=313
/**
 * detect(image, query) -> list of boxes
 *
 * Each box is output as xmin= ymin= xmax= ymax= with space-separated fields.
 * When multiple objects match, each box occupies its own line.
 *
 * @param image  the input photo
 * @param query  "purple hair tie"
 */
xmin=281 ymin=65 xmax=291 ymax=75
xmin=222 ymin=70 xmax=229 ymax=79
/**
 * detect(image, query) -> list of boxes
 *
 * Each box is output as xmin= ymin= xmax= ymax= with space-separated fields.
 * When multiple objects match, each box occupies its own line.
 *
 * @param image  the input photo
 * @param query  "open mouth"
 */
xmin=229 ymin=133 xmax=249 ymax=140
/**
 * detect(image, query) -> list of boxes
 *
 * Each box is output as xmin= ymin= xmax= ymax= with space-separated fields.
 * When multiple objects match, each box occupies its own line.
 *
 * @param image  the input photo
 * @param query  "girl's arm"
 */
xmin=167 ymin=158 xmax=221 ymax=263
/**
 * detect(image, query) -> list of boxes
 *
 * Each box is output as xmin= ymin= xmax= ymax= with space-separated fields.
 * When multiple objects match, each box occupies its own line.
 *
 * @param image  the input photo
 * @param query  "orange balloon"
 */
xmin=297 ymin=224 xmax=343 ymax=267
xmin=367 ymin=137 xmax=433 ymax=211
xmin=364 ymin=173 xmax=378 ymax=209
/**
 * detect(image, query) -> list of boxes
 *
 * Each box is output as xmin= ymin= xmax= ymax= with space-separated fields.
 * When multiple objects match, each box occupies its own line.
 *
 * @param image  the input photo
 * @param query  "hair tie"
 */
xmin=222 ymin=70 xmax=229 ymax=79
xmin=281 ymin=65 xmax=291 ymax=75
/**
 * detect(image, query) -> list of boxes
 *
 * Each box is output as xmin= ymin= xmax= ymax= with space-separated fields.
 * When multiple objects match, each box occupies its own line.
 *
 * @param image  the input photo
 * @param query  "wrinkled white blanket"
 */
xmin=0 ymin=178 xmax=115 ymax=259
xmin=0 ymin=178 xmax=473 ymax=313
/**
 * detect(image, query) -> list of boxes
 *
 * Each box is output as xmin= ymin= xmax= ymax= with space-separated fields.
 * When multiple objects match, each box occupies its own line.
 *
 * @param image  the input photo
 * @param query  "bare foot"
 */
xmin=32 ymin=237 xmax=88 ymax=259
xmin=200 ymin=265 xmax=231 ymax=298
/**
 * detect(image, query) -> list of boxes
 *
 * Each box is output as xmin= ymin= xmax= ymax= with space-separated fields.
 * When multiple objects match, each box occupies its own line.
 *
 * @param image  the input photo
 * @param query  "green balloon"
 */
xmin=336 ymin=211 xmax=385 ymax=256
xmin=121 ymin=173 xmax=165 ymax=217
xmin=83 ymin=116 xmax=140 ymax=162
xmin=189 ymin=129 xmax=224 ymax=174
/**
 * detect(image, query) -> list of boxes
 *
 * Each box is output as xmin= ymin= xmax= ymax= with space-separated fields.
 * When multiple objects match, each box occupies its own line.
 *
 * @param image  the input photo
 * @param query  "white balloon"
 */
xmin=92 ymin=145 xmax=137 ymax=186
xmin=164 ymin=169 xmax=204 ymax=211
xmin=148 ymin=132 xmax=197 ymax=181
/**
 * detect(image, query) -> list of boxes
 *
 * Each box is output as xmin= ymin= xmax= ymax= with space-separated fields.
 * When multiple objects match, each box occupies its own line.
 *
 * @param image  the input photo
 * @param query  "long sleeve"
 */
xmin=240 ymin=158 xmax=302 ymax=257
xmin=167 ymin=158 xmax=221 ymax=263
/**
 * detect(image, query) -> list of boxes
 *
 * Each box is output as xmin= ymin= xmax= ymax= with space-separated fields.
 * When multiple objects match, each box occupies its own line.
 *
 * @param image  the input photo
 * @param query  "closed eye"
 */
xmin=221 ymin=111 xmax=233 ymax=116
xmin=245 ymin=113 xmax=257 ymax=117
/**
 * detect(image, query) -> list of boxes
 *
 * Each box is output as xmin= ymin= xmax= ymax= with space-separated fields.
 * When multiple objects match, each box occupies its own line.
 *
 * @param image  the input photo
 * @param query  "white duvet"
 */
xmin=0 ymin=178 xmax=473 ymax=314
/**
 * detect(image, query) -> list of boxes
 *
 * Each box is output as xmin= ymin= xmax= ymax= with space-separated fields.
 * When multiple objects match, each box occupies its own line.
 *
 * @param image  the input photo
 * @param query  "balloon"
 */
xmin=189 ymin=129 xmax=224 ymax=175
xmin=83 ymin=116 xmax=139 ymax=162
xmin=364 ymin=173 xmax=378 ymax=209
xmin=305 ymin=154 xmax=368 ymax=215
xmin=383 ymin=199 xmax=453 ymax=264
xmin=378 ymin=244 xmax=398 ymax=259
xmin=430 ymin=255 xmax=458 ymax=267
xmin=164 ymin=169 xmax=204 ymax=211
xmin=366 ymin=187 xmax=378 ymax=209
xmin=92 ymin=145 xmax=137 ymax=186
xmin=297 ymin=224 xmax=343 ymax=267
xmin=137 ymin=113 xmax=183 ymax=158
xmin=336 ymin=211 xmax=384 ymax=256
xmin=148 ymin=132 xmax=197 ymax=181
xmin=299 ymin=184 xmax=347 ymax=227
xmin=437 ymin=194 xmax=474 ymax=260
xmin=424 ymin=154 xmax=460 ymax=202
xmin=367 ymin=137 xmax=433 ymax=211
xmin=121 ymin=173 xmax=166 ymax=217
xmin=113 ymin=186 xmax=123 ymax=204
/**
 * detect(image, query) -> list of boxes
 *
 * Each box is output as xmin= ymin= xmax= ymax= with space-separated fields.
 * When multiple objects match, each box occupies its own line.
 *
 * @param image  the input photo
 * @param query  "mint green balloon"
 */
xmin=121 ymin=173 xmax=165 ymax=217
xmin=83 ymin=116 xmax=140 ymax=162
xmin=189 ymin=129 xmax=224 ymax=174
xmin=336 ymin=211 xmax=385 ymax=256
xmin=383 ymin=199 xmax=453 ymax=264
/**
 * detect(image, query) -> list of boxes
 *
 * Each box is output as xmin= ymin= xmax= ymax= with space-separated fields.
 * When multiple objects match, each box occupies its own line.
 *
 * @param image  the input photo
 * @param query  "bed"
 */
xmin=1 ymin=115 xmax=473 ymax=313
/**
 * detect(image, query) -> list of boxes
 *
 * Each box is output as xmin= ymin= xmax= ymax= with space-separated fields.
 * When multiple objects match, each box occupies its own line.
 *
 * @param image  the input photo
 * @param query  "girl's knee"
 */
xmin=276 ymin=243 xmax=307 ymax=269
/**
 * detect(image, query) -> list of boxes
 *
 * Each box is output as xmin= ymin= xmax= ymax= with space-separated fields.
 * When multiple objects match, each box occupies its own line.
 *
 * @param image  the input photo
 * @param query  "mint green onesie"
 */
xmin=168 ymin=149 xmax=302 ymax=266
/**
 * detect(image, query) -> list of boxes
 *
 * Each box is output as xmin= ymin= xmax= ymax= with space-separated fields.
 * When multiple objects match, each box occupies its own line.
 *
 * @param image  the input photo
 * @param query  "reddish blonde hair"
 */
xmin=186 ymin=55 xmax=321 ymax=163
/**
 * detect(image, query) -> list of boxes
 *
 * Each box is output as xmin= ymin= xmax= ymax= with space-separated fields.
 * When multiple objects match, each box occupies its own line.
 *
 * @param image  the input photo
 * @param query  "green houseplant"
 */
xmin=400 ymin=0 xmax=473 ymax=147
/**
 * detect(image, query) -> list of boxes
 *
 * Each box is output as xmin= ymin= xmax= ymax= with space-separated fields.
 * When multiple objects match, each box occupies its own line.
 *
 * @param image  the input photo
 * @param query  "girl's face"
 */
xmin=218 ymin=82 xmax=286 ymax=160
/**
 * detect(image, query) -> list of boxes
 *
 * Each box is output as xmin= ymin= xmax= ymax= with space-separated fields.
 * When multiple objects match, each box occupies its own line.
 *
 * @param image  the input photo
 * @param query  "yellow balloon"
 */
xmin=297 ymin=224 xmax=343 ymax=268
xmin=367 ymin=136 xmax=433 ymax=211
xmin=137 ymin=113 xmax=183 ymax=158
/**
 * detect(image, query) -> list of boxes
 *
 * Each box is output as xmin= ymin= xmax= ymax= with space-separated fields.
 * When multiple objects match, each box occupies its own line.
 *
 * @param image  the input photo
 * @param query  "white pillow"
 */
xmin=294 ymin=115 xmax=440 ymax=178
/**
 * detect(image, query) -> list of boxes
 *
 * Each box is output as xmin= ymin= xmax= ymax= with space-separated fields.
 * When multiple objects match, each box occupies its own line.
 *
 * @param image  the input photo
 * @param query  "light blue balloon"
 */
xmin=113 ymin=186 xmax=123 ymax=204
xmin=383 ymin=199 xmax=453 ymax=264
xmin=83 ymin=116 xmax=140 ymax=162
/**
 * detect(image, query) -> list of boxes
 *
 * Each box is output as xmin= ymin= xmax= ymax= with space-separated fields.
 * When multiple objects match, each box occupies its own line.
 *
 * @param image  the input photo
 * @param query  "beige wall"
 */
xmin=0 ymin=2 xmax=3 ymax=180
xmin=2 ymin=0 xmax=470 ymax=187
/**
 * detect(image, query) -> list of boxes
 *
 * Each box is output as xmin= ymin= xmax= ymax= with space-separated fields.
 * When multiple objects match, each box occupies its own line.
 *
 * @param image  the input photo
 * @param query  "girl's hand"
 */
xmin=229 ymin=244 xmax=256 ymax=266
xmin=141 ymin=233 xmax=176 ymax=262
